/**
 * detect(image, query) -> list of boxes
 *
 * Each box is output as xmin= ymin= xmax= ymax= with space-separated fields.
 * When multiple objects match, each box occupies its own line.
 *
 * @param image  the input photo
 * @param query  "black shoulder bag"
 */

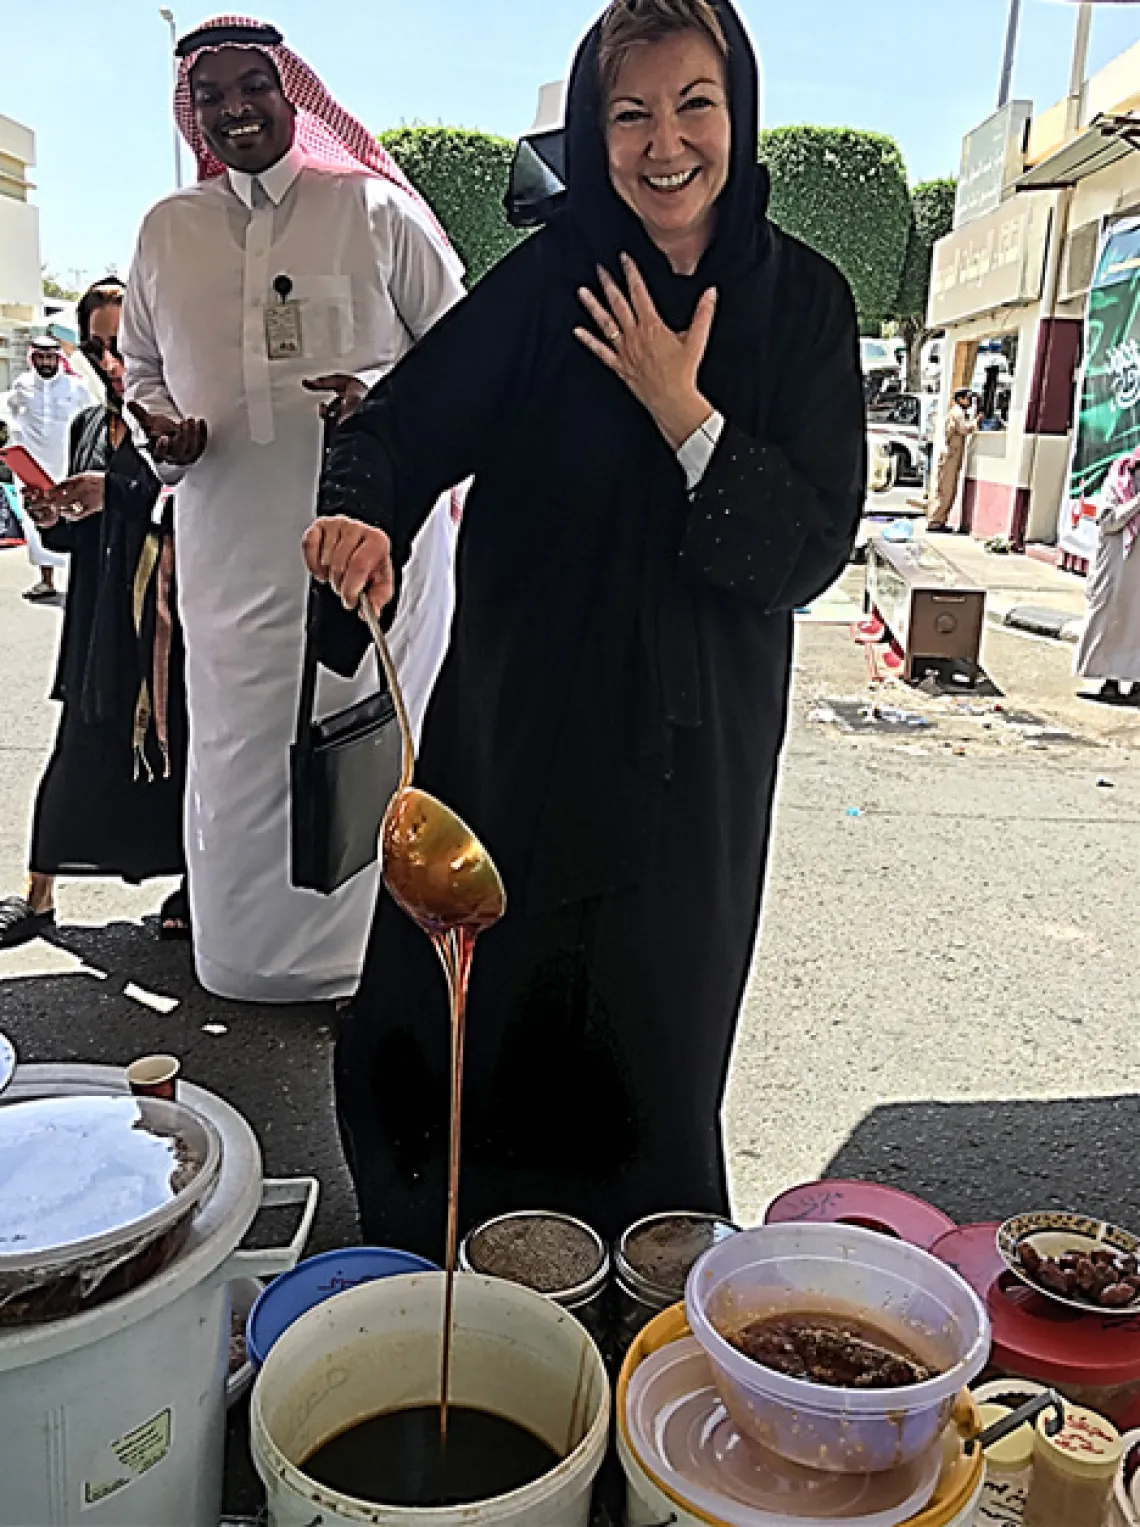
xmin=290 ymin=581 xmax=403 ymax=894
xmin=290 ymin=397 xmax=403 ymax=894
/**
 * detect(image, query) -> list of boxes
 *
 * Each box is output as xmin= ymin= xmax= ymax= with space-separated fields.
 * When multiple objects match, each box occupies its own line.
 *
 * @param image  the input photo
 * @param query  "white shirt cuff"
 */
xmin=678 ymin=411 xmax=725 ymax=491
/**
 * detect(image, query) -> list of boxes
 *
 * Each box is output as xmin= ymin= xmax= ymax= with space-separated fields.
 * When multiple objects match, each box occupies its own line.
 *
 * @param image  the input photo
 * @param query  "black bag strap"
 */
xmin=294 ymin=580 xmax=323 ymax=750
xmin=295 ymin=398 xmax=348 ymax=749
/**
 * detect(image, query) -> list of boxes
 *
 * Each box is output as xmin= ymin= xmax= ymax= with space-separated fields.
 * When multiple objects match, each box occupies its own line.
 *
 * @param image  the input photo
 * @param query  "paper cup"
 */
xmin=127 ymin=1054 xmax=180 ymax=1100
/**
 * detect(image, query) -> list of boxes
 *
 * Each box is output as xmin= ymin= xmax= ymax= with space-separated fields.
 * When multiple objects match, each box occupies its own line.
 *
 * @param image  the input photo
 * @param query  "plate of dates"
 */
xmin=998 ymin=1211 xmax=1140 ymax=1317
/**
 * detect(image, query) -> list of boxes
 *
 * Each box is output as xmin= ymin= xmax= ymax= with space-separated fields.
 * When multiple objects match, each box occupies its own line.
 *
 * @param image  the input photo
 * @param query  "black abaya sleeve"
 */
xmin=679 ymin=249 xmax=866 ymax=614
xmin=101 ymin=438 xmax=161 ymax=526
xmin=318 ymin=237 xmax=541 ymax=562
xmin=314 ymin=240 xmax=544 ymax=676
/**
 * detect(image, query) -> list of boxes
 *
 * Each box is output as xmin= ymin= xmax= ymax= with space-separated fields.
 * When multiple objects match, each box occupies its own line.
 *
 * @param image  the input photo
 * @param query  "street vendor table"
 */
xmin=866 ymin=536 xmax=986 ymax=682
xmin=932 ymin=1222 xmax=1140 ymax=1429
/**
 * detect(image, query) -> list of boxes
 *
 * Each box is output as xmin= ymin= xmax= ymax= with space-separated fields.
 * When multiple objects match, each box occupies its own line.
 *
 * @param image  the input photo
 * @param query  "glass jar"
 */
xmin=460 ymin=1210 xmax=610 ymax=1350
xmin=1023 ymin=1402 xmax=1124 ymax=1527
xmin=613 ymin=1211 xmax=739 ymax=1354
xmin=977 ymin=1402 xmax=1035 ymax=1525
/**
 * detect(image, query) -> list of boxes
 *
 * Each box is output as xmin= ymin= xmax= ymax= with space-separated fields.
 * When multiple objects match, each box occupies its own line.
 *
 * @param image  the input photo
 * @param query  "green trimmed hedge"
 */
xmin=895 ymin=178 xmax=957 ymax=323
xmin=378 ymin=126 xmax=526 ymax=286
xmin=759 ymin=126 xmax=912 ymax=329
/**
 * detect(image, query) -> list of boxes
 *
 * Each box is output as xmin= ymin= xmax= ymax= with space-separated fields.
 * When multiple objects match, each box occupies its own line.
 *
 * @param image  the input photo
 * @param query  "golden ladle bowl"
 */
xmin=382 ymin=787 xmax=505 ymax=936
xmin=358 ymin=598 xmax=506 ymax=937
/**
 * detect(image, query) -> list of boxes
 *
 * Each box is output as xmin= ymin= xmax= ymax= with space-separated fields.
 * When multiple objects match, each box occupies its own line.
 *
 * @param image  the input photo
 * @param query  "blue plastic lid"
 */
xmin=246 ymin=1245 xmax=438 ymax=1366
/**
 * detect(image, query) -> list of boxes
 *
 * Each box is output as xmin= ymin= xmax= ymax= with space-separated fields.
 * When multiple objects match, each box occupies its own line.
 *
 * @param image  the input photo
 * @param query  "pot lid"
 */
xmin=931 ymin=1222 xmax=1140 ymax=1385
xmin=0 ymin=1093 xmax=222 ymax=1270
xmin=765 ymin=1180 xmax=957 ymax=1251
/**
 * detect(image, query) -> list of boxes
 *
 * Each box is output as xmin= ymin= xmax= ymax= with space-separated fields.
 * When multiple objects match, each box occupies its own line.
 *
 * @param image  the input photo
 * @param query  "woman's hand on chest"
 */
xmin=574 ymin=252 xmax=717 ymax=452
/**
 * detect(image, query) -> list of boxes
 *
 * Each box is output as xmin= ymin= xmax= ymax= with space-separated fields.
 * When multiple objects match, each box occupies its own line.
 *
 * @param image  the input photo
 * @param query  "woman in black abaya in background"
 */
xmin=0 ymin=279 xmax=187 ymax=949
xmin=306 ymin=0 xmax=865 ymax=1260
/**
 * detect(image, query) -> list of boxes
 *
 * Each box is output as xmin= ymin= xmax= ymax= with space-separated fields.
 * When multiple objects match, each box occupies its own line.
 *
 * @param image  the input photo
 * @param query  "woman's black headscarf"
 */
xmin=562 ymin=0 xmax=766 ymax=298
xmin=549 ymin=0 xmax=777 ymax=432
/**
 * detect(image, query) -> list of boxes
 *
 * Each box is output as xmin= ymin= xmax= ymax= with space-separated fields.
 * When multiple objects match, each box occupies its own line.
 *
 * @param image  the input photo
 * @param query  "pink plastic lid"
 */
xmin=765 ymin=1181 xmax=956 ymax=1251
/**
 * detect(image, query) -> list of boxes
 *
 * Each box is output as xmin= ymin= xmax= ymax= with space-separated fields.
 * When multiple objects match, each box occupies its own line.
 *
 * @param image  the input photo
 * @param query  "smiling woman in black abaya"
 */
xmin=305 ymin=0 xmax=866 ymax=1261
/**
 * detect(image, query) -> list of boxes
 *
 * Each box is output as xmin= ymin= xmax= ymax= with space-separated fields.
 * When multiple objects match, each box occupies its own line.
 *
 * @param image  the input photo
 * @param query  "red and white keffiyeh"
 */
xmin=173 ymin=14 xmax=449 ymax=244
xmin=1103 ymin=446 xmax=1140 ymax=558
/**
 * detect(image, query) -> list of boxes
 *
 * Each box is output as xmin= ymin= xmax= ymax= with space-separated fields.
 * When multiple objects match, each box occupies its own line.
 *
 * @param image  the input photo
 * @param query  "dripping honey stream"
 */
xmin=359 ymin=598 xmax=506 ymax=1453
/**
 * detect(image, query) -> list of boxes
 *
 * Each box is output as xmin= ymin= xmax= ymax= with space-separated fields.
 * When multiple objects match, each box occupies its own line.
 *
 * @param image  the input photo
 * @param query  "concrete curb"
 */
xmin=999 ymin=605 xmax=1083 ymax=645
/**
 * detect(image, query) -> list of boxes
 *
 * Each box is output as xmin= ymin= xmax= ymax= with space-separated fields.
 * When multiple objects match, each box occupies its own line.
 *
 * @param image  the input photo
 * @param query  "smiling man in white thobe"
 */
xmin=121 ymin=16 xmax=464 ymax=1003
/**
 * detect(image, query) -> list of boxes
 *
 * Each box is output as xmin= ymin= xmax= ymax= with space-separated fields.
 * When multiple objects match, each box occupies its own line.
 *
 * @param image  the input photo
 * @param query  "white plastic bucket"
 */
xmin=0 ymin=1064 xmax=318 ymax=1527
xmin=252 ymin=1270 xmax=610 ymax=1526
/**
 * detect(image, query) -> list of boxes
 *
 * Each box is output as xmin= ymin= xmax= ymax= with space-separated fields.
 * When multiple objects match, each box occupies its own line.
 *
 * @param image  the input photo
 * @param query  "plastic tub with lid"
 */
xmin=686 ymin=1223 xmax=990 ymax=1474
xmin=617 ymin=1305 xmax=986 ymax=1527
xmin=0 ymin=1091 xmax=222 ymax=1324
xmin=0 ymin=1063 xmax=318 ymax=1527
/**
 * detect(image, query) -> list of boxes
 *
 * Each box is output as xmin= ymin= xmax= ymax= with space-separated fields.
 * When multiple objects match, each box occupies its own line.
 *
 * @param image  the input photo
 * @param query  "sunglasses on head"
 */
xmin=81 ymin=335 xmax=123 ymax=365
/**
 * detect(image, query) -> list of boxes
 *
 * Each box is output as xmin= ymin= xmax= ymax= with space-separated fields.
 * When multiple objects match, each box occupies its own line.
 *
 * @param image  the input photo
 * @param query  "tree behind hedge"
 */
xmin=379 ymin=126 xmax=526 ymax=286
xmin=893 ymin=178 xmax=957 ymax=388
xmin=758 ymin=126 xmax=912 ymax=330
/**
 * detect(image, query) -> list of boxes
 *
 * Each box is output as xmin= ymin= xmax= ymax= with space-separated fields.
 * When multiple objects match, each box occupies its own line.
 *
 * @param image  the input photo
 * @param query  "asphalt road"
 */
xmin=3 ymin=535 xmax=1140 ymax=1513
xmin=4 ymin=536 xmax=1140 ymax=1230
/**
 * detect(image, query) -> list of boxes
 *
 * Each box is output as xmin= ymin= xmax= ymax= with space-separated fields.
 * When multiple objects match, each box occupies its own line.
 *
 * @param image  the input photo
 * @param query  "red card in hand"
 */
xmin=0 ymin=446 xmax=56 ymax=492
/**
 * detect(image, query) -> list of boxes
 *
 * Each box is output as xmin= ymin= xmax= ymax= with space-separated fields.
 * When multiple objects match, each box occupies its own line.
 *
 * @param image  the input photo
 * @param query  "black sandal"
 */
xmin=0 ymin=895 xmax=56 ymax=949
xmin=158 ymin=884 xmax=192 ymax=942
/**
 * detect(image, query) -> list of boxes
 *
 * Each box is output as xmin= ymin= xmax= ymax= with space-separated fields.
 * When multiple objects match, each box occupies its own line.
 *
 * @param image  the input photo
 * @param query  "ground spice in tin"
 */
xmin=624 ymin=1216 xmax=723 ymax=1295
xmin=467 ymin=1216 xmax=602 ymax=1295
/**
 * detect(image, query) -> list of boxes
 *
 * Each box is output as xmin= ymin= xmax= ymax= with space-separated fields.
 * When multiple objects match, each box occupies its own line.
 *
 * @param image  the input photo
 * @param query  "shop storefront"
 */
xmin=927 ymin=41 xmax=1140 ymax=553
xmin=928 ymin=190 xmax=1056 ymax=542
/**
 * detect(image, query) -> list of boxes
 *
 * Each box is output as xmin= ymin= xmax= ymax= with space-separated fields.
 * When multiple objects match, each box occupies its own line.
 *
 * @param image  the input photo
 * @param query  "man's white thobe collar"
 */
xmin=226 ymin=144 xmax=305 ymax=209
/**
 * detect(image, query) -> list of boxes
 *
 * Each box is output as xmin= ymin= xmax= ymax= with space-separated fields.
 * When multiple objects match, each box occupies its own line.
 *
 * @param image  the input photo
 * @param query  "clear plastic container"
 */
xmin=685 ymin=1222 xmax=991 ymax=1474
xmin=977 ymin=1401 xmax=1034 ymax=1525
xmin=1023 ymin=1402 xmax=1123 ymax=1527
xmin=0 ymin=1092 xmax=222 ymax=1324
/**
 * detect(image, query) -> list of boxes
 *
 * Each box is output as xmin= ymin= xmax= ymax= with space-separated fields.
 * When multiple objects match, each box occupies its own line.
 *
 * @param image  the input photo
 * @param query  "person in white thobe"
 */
xmin=1076 ymin=445 xmax=1140 ymax=701
xmin=8 ymin=337 xmax=91 ymax=596
xmin=121 ymin=17 xmax=464 ymax=1003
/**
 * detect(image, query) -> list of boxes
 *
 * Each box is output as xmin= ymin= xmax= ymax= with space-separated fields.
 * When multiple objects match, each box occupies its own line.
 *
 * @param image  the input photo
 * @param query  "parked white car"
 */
xmin=867 ymin=392 xmax=936 ymax=493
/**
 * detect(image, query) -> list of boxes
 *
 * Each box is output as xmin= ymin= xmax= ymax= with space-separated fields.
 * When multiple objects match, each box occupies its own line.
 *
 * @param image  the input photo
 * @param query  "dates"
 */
xmin=1017 ymin=1238 xmax=1140 ymax=1310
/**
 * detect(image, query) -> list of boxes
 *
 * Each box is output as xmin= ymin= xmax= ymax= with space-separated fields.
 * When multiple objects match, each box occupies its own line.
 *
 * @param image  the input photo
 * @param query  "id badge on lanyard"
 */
xmin=265 ymin=274 xmax=302 ymax=360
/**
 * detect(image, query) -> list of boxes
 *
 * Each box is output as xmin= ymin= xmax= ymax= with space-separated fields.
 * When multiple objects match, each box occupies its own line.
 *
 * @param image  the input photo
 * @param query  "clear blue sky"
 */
xmin=2 ymin=0 xmax=1138 ymax=284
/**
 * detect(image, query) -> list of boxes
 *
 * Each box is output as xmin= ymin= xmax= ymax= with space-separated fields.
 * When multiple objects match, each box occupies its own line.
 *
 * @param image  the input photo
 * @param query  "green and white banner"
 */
xmin=1060 ymin=218 xmax=1140 ymax=561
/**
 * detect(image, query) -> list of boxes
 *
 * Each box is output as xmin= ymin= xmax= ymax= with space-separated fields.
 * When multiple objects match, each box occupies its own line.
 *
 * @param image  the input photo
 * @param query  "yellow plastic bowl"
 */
xmin=615 ymin=1304 xmax=985 ymax=1527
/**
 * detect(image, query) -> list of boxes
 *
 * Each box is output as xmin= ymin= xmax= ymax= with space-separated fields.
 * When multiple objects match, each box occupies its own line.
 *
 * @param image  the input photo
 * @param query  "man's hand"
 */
xmin=128 ymin=402 xmax=208 ymax=467
xmin=302 ymin=374 xmax=368 ymax=423
xmin=302 ymin=515 xmax=394 ymax=614
xmin=47 ymin=473 xmax=105 ymax=521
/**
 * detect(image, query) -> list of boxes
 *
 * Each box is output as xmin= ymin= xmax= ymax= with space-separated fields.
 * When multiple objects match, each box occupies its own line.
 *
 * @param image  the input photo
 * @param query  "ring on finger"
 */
xmin=606 ymin=324 xmax=621 ymax=343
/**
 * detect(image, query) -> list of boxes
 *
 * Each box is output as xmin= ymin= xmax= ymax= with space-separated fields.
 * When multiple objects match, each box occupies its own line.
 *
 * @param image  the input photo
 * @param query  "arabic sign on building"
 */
xmin=954 ymin=103 xmax=1033 ymax=230
xmin=928 ymin=195 xmax=1053 ymax=329
xmin=1060 ymin=217 xmax=1140 ymax=561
